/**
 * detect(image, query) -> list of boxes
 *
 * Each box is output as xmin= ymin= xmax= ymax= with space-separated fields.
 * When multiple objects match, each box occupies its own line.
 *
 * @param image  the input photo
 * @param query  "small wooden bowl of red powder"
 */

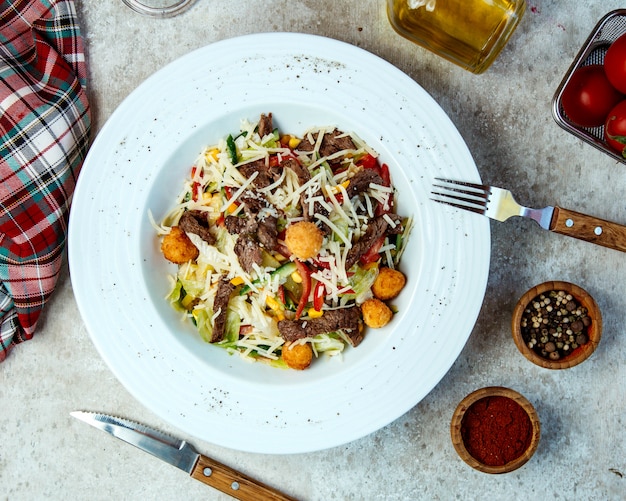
xmin=450 ymin=387 xmax=541 ymax=474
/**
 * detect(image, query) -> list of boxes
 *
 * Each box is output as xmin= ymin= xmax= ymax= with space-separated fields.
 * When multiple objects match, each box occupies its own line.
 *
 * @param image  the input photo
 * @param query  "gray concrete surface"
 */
xmin=2 ymin=1 xmax=625 ymax=499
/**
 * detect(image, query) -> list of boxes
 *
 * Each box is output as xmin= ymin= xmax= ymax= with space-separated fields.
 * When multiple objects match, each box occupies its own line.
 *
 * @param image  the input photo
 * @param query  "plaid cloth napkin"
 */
xmin=0 ymin=0 xmax=91 ymax=362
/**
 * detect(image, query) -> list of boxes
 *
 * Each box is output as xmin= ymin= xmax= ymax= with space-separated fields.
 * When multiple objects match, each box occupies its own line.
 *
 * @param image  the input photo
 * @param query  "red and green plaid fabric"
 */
xmin=0 ymin=0 xmax=91 ymax=361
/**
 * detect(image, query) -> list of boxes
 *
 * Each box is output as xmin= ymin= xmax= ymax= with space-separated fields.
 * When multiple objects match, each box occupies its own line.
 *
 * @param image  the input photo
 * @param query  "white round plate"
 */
xmin=69 ymin=33 xmax=490 ymax=454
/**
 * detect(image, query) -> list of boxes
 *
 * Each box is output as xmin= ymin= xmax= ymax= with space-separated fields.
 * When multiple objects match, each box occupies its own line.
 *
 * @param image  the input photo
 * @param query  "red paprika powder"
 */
xmin=460 ymin=395 xmax=532 ymax=466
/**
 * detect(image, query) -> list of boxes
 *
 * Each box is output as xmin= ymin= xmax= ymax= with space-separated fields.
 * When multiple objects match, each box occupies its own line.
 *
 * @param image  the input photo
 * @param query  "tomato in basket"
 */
xmin=604 ymin=33 xmax=626 ymax=94
xmin=604 ymin=100 xmax=626 ymax=157
xmin=561 ymin=65 xmax=624 ymax=128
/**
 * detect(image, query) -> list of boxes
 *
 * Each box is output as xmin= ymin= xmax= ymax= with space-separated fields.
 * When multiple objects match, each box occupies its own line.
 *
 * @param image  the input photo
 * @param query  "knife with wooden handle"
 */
xmin=70 ymin=411 xmax=298 ymax=501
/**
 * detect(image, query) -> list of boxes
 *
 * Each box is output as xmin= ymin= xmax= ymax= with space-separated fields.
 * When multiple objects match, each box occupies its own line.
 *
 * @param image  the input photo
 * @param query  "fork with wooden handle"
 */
xmin=431 ymin=178 xmax=626 ymax=253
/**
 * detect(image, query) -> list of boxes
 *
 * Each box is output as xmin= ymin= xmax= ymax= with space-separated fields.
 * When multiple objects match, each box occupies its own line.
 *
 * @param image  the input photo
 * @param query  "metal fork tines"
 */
xmin=430 ymin=178 xmax=554 ymax=230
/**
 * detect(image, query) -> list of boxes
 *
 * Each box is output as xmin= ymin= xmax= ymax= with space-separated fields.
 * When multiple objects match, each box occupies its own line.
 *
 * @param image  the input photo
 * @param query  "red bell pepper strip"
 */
xmin=380 ymin=163 xmax=391 ymax=187
xmin=239 ymin=325 xmax=254 ymax=336
xmin=215 ymin=213 xmax=225 ymax=227
xmin=223 ymin=185 xmax=240 ymax=213
xmin=359 ymin=235 xmax=385 ymax=265
xmin=356 ymin=153 xmax=378 ymax=170
xmin=191 ymin=183 xmax=201 ymax=202
xmin=313 ymin=280 xmax=325 ymax=311
xmin=373 ymin=163 xmax=393 ymax=216
xmin=312 ymin=258 xmax=331 ymax=270
xmin=294 ymin=259 xmax=311 ymax=319
xmin=279 ymin=151 xmax=300 ymax=162
xmin=190 ymin=166 xmax=203 ymax=202
xmin=269 ymin=154 xmax=280 ymax=168
xmin=331 ymin=192 xmax=344 ymax=205
xmin=217 ymin=186 xmax=239 ymax=224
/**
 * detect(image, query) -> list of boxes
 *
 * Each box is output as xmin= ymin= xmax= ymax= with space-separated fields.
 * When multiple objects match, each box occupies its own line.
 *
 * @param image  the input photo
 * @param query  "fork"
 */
xmin=431 ymin=178 xmax=626 ymax=253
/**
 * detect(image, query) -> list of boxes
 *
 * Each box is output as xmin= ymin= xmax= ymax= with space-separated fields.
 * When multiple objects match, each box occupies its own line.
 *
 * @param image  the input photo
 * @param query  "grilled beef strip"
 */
xmin=234 ymin=233 xmax=263 ymax=273
xmin=224 ymin=194 xmax=261 ymax=235
xmin=224 ymin=213 xmax=258 ymax=235
xmin=345 ymin=323 xmax=365 ymax=347
xmin=281 ymin=157 xmax=309 ymax=185
xmin=383 ymin=213 xmax=404 ymax=234
xmin=179 ymin=210 xmax=215 ymax=245
xmin=345 ymin=216 xmax=387 ymax=270
xmin=277 ymin=306 xmax=363 ymax=347
xmin=344 ymin=214 xmax=403 ymax=270
xmin=226 ymin=213 xmax=277 ymax=251
xmin=225 ymin=191 xmax=279 ymax=263
xmin=281 ymin=157 xmax=330 ymax=229
xmin=257 ymin=113 xmax=273 ymax=138
xmin=256 ymin=213 xmax=278 ymax=250
xmin=297 ymin=128 xmax=356 ymax=159
xmin=211 ymin=276 xmax=236 ymax=343
xmin=346 ymin=169 xmax=385 ymax=198
xmin=238 ymin=158 xmax=282 ymax=189
xmin=239 ymin=191 xmax=270 ymax=212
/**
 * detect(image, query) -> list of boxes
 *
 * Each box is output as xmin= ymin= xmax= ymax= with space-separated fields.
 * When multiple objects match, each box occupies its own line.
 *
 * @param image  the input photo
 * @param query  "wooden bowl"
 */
xmin=450 ymin=386 xmax=541 ymax=474
xmin=511 ymin=281 xmax=602 ymax=369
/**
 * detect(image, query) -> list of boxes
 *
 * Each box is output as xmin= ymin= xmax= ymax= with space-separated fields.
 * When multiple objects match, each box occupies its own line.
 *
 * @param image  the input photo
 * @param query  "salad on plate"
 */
xmin=154 ymin=113 xmax=412 ymax=370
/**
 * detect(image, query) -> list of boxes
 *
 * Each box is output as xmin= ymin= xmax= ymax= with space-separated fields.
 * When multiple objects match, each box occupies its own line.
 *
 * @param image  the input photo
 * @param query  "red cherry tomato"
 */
xmin=604 ymin=100 xmax=626 ymax=157
xmin=561 ymin=65 xmax=623 ymax=128
xmin=604 ymin=33 xmax=626 ymax=94
xmin=313 ymin=281 xmax=325 ymax=312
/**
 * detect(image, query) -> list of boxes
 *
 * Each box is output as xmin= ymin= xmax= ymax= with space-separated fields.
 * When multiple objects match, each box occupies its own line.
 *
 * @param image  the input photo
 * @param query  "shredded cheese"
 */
xmin=157 ymin=118 xmax=410 ymax=368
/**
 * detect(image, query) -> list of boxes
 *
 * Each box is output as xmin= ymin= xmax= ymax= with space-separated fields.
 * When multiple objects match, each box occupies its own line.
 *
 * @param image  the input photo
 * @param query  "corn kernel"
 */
xmin=291 ymin=271 xmax=303 ymax=283
xmin=327 ymin=180 xmax=350 ymax=196
xmin=288 ymin=137 xmax=301 ymax=149
xmin=205 ymin=148 xmax=220 ymax=162
xmin=266 ymin=296 xmax=282 ymax=311
xmin=308 ymin=308 xmax=324 ymax=318
xmin=230 ymin=276 xmax=244 ymax=286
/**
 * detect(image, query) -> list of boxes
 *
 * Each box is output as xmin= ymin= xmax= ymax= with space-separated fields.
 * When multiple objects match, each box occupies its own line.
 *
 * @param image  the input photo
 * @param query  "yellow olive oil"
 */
xmin=387 ymin=0 xmax=526 ymax=73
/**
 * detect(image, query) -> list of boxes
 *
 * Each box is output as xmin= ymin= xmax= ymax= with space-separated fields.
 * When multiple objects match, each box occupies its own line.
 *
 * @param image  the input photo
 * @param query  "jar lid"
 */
xmin=121 ymin=0 xmax=196 ymax=18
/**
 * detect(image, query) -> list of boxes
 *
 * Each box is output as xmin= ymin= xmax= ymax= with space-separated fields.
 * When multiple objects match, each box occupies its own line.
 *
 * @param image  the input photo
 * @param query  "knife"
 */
xmin=70 ymin=411 xmax=298 ymax=501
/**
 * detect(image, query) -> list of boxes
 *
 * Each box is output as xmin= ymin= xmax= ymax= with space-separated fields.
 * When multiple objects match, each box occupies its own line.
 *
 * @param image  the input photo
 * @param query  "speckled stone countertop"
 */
xmin=2 ymin=1 xmax=625 ymax=499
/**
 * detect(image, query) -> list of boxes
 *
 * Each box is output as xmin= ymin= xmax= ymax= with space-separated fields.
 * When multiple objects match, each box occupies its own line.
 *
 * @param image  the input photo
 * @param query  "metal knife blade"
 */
xmin=70 ymin=411 xmax=297 ymax=501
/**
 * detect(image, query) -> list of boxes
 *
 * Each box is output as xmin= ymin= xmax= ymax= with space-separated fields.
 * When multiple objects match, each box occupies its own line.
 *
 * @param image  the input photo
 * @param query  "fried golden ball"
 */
xmin=282 ymin=341 xmax=313 ymax=370
xmin=161 ymin=226 xmax=199 ymax=264
xmin=361 ymin=298 xmax=393 ymax=328
xmin=284 ymin=221 xmax=323 ymax=260
xmin=372 ymin=267 xmax=406 ymax=301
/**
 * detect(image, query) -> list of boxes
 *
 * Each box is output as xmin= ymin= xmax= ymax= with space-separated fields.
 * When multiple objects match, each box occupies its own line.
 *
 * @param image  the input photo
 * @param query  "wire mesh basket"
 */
xmin=552 ymin=9 xmax=626 ymax=164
